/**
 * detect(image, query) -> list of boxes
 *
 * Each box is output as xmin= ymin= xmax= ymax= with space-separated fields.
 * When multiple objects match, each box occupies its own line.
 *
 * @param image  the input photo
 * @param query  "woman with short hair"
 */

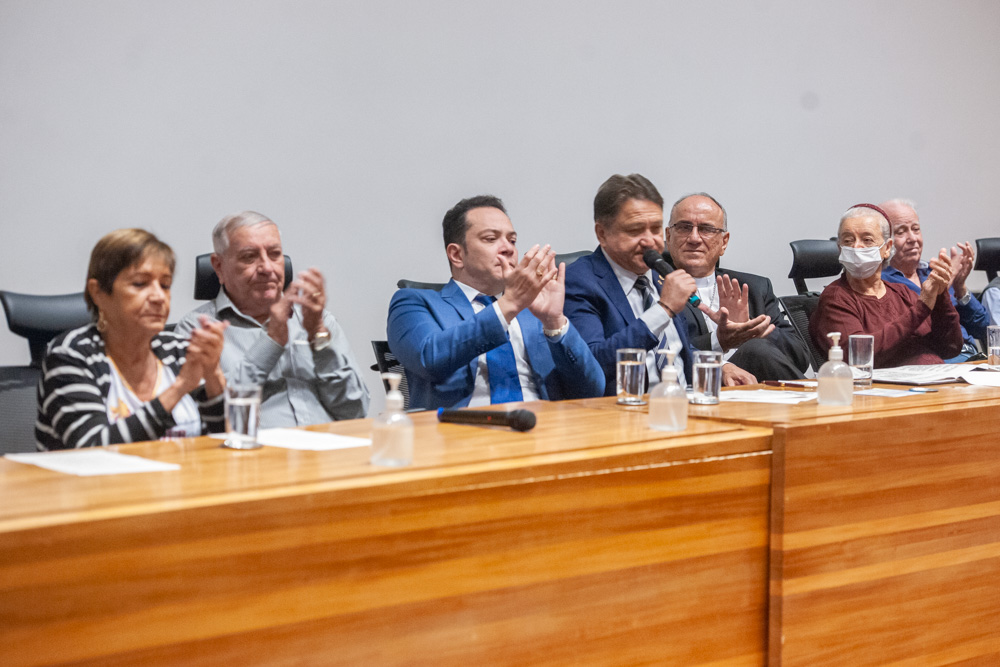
xmin=37 ymin=228 xmax=228 ymax=450
xmin=809 ymin=204 xmax=962 ymax=367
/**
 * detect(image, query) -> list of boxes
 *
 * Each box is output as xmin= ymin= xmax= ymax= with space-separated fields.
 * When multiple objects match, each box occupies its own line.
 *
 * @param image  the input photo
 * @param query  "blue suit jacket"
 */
xmin=564 ymin=248 xmax=694 ymax=395
xmin=387 ymin=279 xmax=605 ymax=410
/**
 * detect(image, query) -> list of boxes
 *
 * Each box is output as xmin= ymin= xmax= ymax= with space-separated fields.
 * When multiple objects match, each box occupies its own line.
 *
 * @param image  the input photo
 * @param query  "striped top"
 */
xmin=35 ymin=324 xmax=225 ymax=451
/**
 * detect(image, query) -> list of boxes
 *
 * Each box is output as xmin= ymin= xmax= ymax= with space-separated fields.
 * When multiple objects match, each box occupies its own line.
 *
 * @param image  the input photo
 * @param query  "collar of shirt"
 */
xmin=215 ymin=288 xmax=269 ymax=328
xmin=600 ymin=248 xmax=655 ymax=297
xmin=453 ymin=280 xmax=509 ymax=332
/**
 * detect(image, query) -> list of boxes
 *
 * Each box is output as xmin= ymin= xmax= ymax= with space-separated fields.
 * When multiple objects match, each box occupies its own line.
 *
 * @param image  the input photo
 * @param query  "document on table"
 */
xmin=959 ymin=366 xmax=1000 ymax=387
xmin=5 ymin=450 xmax=180 ymax=476
xmin=718 ymin=390 xmax=817 ymax=404
xmin=256 ymin=428 xmax=371 ymax=451
xmin=871 ymin=364 xmax=966 ymax=385
xmin=856 ymin=388 xmax=919 ymax=398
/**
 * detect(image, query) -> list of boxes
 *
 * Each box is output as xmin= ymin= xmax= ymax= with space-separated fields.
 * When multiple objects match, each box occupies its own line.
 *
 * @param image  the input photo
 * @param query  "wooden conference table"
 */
xmin=2 ymin=384 xmax=999 ymax=666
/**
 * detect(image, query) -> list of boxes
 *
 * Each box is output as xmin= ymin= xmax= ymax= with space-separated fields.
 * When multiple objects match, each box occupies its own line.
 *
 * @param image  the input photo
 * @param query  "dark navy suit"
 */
xmin=387 ymin=279 xmax=605 ymax=410
xmin=564 ymin=248 xmax=693 ymax=395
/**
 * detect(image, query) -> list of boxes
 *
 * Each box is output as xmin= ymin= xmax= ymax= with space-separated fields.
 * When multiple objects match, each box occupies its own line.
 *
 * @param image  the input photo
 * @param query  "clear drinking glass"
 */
xmin=848 ymin=334 xmax=874 ymax=389
xmin=988 ymin=326 xmax=1000 ymax=370
xmin=616 ymin=348 xmax=647 ymax=405
xmin=690 ymin=351 xmax=723 ymax=405
xmin=223 ymin=383 xmax=262 ymax=450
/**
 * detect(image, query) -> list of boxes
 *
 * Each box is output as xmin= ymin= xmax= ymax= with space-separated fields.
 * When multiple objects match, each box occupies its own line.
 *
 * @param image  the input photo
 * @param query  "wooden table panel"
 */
xmin=769 ymin=403 xmax=1000 ymax=666
xmin=0 ymin=404 xmax=772 ymax=666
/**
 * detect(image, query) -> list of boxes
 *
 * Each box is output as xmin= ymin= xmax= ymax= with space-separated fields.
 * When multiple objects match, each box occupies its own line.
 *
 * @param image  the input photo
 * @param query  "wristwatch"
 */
xmin=957 ymin=291 xmax=972 ymax=306
xmin=310 ymin=330 xmax=331 ymax=351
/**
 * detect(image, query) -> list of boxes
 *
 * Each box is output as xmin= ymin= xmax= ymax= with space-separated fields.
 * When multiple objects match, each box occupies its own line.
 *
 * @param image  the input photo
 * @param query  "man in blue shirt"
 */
xmin=880 ymin=199 xmax=988 ymax=361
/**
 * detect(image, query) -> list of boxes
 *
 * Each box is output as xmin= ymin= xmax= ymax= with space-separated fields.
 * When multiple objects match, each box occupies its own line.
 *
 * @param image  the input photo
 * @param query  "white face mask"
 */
xmin=839 ymin=242 xmax=885 ymax=279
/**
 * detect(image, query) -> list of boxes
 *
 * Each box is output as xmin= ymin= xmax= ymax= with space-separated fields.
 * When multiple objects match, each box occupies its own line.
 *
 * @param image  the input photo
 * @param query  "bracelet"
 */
xmin=657 ymin=300 xmax=675 ymax=318
xmin=543 ymin=318 xmax=569 ymax=338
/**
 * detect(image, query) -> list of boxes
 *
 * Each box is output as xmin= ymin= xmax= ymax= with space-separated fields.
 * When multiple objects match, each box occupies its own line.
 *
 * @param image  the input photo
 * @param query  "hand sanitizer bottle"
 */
xmin=818 ymin=332 xmax=854 ymax=406
xmin=648 ymin=349 xmax=688 ymax=431
xmin=371 ymin=372 xmax=413 ymax=466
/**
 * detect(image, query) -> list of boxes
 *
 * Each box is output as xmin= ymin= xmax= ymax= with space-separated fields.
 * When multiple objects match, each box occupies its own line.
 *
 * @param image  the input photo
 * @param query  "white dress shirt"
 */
xmin=453 ymin=281 xmax=543 ymax=407
xmin=600 ymin=249 xmax=686 ymax=386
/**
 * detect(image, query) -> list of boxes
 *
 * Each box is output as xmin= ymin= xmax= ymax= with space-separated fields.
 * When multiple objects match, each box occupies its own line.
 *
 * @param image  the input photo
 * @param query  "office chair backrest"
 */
xmin=370 ymin=340 xmax=412 ymax=411
xmin=194 ymin=253 xmax=293 ymax=300
xmin=778 ymin=294 xmax=824 ymax=373
xmin=396 ymin=250 xmax=590 ymax=293
xmin=0 ymin=291 xmax=92 ymax=368
xmin=974 ymin=237 xmax=1000 ymax=282
xmin=554 ymin=250 xmax=590 ymax=267
xmin=396 ymin=279 xmax=446 ymax=291
xmin=788 ymin=240 xmax=841 ymax=295
xmin=0 ymin=365 xmax=42 ymax=453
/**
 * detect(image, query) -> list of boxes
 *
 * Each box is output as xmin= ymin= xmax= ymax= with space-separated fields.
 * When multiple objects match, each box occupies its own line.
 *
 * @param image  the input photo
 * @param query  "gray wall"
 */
xmin=3 ymin=0 xmax=999 ymax=414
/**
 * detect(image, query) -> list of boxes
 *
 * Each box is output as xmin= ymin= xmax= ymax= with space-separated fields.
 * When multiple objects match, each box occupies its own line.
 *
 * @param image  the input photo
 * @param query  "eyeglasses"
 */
xmin=669 ymin=222 xmax=726 ymax=238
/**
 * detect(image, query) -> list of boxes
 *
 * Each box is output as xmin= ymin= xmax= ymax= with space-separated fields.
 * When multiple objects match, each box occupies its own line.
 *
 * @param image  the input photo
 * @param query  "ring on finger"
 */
xmin=312 ymin=291 xmax=321 ymax=298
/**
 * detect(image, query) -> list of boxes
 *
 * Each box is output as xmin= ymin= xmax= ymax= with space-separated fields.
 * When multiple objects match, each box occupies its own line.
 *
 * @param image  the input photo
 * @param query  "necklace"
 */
xmin=107 ymin=354 xmax=163 ymax=401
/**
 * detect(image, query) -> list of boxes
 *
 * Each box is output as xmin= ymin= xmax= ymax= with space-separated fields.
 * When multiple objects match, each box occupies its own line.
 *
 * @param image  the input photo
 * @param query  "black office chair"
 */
xmin=787 ymin=239 xmax=841 ymax=295
xmin=396 ymin=279 xmax=446 ymax=291
xmin=370 ymin=340 xmax=416 ymax=411
xmin=0 ymin=291 xmax=92 ymax=368
xmin=973 ymin=237 xmax=1000 ymax=283
xmin=396 ymin=250 xmax=590 ymax=292
xmin=555 ymin=249 xmax=590 ymax=267
xmin=193 ymin=253 xmax=293 ymax=299
xmin=778 ymin=294 xmax=825 ymax=373
xmin=0 ymin=365 xmax=41 ymax=453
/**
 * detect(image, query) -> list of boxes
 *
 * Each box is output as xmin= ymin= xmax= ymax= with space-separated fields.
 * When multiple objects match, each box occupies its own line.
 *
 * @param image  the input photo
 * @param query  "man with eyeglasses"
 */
xmin=663 ymin=193 xmax=810 ymax=381
xmin=564 ymin=174 xmax=772 ymax=395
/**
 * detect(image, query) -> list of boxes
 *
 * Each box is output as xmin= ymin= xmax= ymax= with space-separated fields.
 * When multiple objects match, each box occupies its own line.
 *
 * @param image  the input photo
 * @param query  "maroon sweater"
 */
xmin=810 ymin=275 xmax=963 ymax=367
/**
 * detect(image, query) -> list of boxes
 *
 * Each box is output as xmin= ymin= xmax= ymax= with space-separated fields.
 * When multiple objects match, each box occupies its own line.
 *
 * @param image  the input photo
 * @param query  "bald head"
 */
xmin=665 ymin=193 xmax=730 ymax=277
xmin=880 ymin=199 xmax=923 ymax=271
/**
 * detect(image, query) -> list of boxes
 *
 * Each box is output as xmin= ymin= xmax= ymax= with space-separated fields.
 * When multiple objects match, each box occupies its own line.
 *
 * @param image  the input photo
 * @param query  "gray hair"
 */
xmin=882 ymin=198 xmax=918 ymax=214
xmin=839 ymin=206 xmax=895 ymax=266
xmin=669 ymin=192 xmax=728 ymax=230
xmin=212 ymin=211 xmax=278 ymax=255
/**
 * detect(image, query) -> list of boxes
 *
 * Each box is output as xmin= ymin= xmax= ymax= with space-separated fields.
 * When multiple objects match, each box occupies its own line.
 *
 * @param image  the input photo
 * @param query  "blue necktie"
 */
xmin=474 ymin=295 xmax=524 ymax=404
xmin=635 ymin=276 xmax=671 ymax=372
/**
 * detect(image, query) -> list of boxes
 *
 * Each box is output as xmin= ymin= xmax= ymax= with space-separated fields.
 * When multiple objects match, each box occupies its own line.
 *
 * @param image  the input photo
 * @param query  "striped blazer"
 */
xmin=35 ymin=324 xmax=225 ymax=451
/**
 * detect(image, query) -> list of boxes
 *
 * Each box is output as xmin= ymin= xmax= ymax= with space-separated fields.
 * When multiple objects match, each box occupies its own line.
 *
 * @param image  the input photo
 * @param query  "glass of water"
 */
xmin=848 ymin=334 xmax=874 ymax=389
xmin=223 ymin=383 xmax=262 ymax=450
xmin=616 ymin=348 xmax=647 ymax=405
xmin=988 ymin=326 xmax=1000 ymax=370
xmin=690 ymin=350 xmax=722 ymax=405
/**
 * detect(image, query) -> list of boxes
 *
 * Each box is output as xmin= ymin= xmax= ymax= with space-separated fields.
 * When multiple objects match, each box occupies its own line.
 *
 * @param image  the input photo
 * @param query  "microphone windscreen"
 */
xmin=507 ymin=409 xmax=537 ymax=432
xmin=642 ymin=248 xmax=664 ymax=270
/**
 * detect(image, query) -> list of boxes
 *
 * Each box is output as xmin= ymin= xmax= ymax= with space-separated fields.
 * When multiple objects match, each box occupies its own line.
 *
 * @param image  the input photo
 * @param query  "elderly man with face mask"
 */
xmin=809 ymin=203 xmax=962 ymax=367
xmin=879 ymin=199 xmax=989 ymax=361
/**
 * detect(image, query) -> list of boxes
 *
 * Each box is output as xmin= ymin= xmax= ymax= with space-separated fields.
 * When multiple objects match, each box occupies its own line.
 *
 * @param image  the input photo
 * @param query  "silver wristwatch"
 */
xmin=310 ymin=330 xmax=331 ymax=351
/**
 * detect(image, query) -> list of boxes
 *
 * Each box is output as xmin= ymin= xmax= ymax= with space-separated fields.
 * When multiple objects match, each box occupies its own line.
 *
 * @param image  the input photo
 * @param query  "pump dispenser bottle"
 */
xmin=817 ymin=332 xmax=854 ymax=406
xmin=371 ymin=372 xmax=414 ymax=466
xmin=648 ymin=349 xmax=688 ymax=431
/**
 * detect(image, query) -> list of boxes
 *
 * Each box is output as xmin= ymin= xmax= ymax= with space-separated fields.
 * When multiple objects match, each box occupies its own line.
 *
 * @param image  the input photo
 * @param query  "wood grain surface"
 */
xmin=0 ymin=402 xmax=772 ymax=666
xmin=769 ymin=400 xmax=1000 ymax=666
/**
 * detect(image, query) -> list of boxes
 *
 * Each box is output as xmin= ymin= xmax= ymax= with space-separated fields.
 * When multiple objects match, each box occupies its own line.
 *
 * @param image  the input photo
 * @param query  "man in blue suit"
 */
xmin=565 ymin=174 xmax=770 ymax=395
xmin=387 ymin=195 xmax=605 ymax=410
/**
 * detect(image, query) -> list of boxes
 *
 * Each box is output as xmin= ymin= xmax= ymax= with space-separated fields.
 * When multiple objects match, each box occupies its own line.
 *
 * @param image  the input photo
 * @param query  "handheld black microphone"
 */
xmin=642 ymin=249 xmax=701 ymax=308
xmin=437 ymin=407 xmax=537 ymax=432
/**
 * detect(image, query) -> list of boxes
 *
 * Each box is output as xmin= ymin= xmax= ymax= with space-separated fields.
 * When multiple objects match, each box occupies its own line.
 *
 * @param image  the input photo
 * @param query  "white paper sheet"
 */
xmin=5 ymin=450 xmax=180 ymax=476
xmin=855 ymin=388 xmax=918 ymax=398
xmin=958 ymin=366 xmax=1000 ymax=387
xmin=255 ymin=428 xmax=371 ymax=451
xmin=717 ymin=390 xmax=817 ymax=404
xmin=870 ymin=364 xmax=966 ymax=385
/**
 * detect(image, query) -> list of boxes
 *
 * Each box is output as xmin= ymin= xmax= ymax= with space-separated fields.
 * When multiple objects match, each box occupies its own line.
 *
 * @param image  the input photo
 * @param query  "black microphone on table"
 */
xmin=642 ymin=249 xmax=701 ymax=308
xmin=437 ymin=407 xmax=537 ymax=432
